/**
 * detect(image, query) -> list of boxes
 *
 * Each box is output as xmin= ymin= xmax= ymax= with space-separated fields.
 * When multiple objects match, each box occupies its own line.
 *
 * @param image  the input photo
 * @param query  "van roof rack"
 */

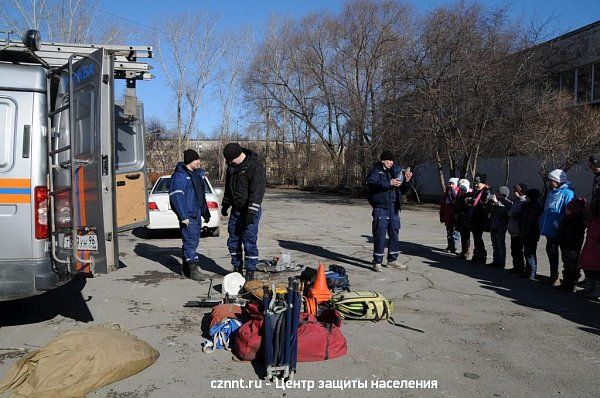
xmin=0 ymin=39 xmax=153 ymax=81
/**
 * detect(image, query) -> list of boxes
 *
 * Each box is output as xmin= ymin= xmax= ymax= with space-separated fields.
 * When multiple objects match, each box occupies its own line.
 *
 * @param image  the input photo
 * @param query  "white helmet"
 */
xmin=222 ymin=272 xmax=245 ymax=296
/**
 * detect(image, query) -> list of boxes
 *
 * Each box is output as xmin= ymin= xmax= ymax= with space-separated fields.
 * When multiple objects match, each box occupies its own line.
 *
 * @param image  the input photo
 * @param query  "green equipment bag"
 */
xmin=331 ymin=291 xmax=394 ymax=321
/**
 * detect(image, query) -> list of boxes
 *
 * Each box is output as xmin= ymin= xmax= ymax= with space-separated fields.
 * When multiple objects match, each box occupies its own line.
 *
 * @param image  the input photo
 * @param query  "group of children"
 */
xmin=439 ymin=155 xmax=600 ymax=298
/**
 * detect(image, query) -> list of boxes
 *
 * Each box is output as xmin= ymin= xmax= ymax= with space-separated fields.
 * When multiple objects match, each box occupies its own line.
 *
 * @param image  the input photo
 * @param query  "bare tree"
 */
xmin=153 ymin=12 xmax=224 ymax=153
xmin=393 ymin=2 xmax=556 ymax=192
xmin=2 ymin=0 xmax=127 ymax=43
xmin=145 ymin=118 xmax=179 ymax=180
xmin=216 ymin=27 xmax=254 ymax=181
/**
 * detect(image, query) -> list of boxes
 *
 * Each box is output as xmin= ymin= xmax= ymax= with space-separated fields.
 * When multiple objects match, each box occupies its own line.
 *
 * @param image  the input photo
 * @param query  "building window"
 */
xmin=594 ymin=63 xmax=600 ymax=101
xmin=576 ymin=65 xmax=592 ymax=103
xmin=560 ymin=69 xmax=575 ymax=99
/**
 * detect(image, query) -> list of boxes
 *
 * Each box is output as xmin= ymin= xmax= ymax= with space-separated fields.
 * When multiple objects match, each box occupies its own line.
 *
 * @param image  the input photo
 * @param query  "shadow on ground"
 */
xmin=277 ymin=239 xmax=373 ymax=270
xmin=134 ymin=243 xmax=229 ymax=276
xmin=131 ymin=227 xmax=216 ymax=240
xmin=0 ymin=275 xmax=93 ymax=327
xmin=392 ymin=238 xmax=600 ymax=336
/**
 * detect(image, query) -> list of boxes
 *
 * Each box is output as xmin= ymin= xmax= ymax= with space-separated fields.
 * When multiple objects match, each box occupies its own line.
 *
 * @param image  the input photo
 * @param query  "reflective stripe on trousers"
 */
xmin=372 ymin=207 xmax=400 ymax=264
xmin=227 ymin=208 xmax=262 ymax=271
xmin=181 ymin=215 xmax=201 ymax=262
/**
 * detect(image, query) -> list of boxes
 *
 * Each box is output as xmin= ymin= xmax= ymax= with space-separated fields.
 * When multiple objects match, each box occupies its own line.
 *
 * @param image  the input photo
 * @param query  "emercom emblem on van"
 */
xmin=72 ymin=63 xmax=95 ymax=85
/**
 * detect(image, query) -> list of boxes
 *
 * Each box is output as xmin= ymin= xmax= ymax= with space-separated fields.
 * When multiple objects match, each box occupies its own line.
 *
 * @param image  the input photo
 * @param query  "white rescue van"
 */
xmin=0 ymin=30 xmax=153 ymax=300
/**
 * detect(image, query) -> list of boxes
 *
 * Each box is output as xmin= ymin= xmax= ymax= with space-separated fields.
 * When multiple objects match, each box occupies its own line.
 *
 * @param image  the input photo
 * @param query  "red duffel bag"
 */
xmin=297 ymin=309 xmax=347 ymax=362
xmin=234 ymin=302 xmax=264 ymax=361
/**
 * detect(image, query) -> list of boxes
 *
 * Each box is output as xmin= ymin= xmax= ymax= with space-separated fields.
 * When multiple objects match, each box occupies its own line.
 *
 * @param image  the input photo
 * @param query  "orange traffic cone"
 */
xmin=308 ymin=263 xmax=332 ymax=303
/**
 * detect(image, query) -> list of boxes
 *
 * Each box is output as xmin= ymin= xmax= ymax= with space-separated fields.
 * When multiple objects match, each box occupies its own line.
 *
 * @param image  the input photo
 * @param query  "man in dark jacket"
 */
xmin=169 ymin=149 xmax=211 ymax=281
xmin=365 ymin=150 xmax=413 ymax=272
xmin=221 ymin=143 xmax=267 ymax=281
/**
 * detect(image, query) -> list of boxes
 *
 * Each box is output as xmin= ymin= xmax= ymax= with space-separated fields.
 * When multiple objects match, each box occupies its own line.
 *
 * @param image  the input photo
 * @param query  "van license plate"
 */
xmin=64 ymin=234 xmax=98 ymax=251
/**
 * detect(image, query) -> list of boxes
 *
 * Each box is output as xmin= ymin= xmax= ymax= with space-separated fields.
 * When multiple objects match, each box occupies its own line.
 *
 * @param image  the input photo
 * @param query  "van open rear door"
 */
xmin=49 ymin=48 xmax=117 ymax=275
xmin=114 ymin=102 xmax=148 ymax=231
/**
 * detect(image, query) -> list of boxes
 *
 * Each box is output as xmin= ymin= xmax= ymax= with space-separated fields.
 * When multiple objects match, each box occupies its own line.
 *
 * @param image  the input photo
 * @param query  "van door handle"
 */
xmin=125 ymin=173 xmax=140 ymax=180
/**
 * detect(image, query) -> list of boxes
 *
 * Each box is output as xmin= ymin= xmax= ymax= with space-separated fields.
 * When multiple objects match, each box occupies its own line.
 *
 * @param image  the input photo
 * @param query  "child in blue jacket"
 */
xmin=539 ymin=169 xmax=575 ymax=285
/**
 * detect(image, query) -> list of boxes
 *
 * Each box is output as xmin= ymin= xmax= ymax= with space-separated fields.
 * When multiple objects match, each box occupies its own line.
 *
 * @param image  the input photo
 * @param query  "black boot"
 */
xmin=181 ymin=260 xmax=190 ymax=278
xmin=233 ymin=263 xmax=244 ymax=275
xmin=188 ymin=261 xmax=205 ymax=282
xmin=245 ymin=270 xmax=255 ymax=282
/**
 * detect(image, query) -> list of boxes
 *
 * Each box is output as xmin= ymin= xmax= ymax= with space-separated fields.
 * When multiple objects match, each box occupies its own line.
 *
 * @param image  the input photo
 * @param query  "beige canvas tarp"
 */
xmin=0 ymin=323 xmax=159 ymax=398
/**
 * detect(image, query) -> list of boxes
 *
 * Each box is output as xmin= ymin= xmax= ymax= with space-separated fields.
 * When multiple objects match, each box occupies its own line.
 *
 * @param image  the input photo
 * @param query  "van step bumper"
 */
xmin=0 ymin=258 xmax=60 ymax=301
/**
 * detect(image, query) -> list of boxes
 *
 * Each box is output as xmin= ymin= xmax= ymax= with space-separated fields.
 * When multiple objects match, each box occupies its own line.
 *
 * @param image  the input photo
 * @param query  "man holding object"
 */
xmin=366 ymin=150 xmax=413 ymax=272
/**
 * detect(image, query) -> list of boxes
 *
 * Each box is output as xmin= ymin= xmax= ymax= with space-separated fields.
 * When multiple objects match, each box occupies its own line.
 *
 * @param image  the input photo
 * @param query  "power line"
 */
xmin=82 ymin=2 xmax=157 ymax=32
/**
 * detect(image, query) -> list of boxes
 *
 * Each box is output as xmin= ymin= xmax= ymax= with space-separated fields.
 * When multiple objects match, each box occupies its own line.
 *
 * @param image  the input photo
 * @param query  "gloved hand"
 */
xmin=221 ymin=205 xmax=229 ymax=217
xmin=245 ymin=212 xmax=255 ymax=225
xmin=181 ymin=219 xmax=190 ymax=226
xmin=202 ymin=208 xmax=211 ymax=224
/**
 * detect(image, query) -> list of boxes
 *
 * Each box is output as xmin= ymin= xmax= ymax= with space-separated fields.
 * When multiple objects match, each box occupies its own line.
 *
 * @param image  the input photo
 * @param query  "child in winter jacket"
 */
xmin=556 ymin=198 xmax=587 ymax=291
xmin=578 ymin=154 xmax=600 ymax=298
xmin=539 ymin=169 xmax=575 ymax=285
xmin=487 ymin=186 xmax=513 ymax=268
xmin=507 ymin=183 xmax=527 ymax=274
xmin=454 ymin=181 xmax=472 ymax=259
xmin=521 ymin=188 xmax=543 ymax=280
xmin=440 ymin=178 xmax=460 ymax=253
xmin=467 ymin=174 xmax=491 ymax=264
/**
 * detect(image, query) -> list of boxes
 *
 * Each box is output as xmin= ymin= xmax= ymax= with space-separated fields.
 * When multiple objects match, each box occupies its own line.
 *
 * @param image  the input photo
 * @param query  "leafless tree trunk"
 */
xmin=154 ymin=12 xmax=223 ymax=155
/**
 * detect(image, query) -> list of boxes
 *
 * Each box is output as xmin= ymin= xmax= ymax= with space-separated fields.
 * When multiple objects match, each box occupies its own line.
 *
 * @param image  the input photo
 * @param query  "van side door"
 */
xmin=51 ymin=48 xmax=115 ymax=275
xmin=114 ymin=102 xmax=148 ymax=231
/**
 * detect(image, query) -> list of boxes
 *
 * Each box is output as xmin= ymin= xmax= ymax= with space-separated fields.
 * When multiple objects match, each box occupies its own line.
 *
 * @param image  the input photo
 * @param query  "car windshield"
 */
xmin=152 ymin=178 xmax=170 ymax=194
xmin=151 ymin=177 xmax=213 ymax=194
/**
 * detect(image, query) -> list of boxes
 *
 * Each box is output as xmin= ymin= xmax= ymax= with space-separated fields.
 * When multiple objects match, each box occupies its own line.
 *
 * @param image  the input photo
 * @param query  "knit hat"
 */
xmin=380 ymin=150 xmax=394 ymax=161
xmin=526 ymin=188 xmax=540 ymax=201
xmin=547 ymin=169 xmax=567 ymax=184
xmin=223 ymin=143 xmax=243 ymax=162
xmin=474 ymin=173 xmax=487 ymax=184
xmin=497 ymin=186 xmax=510 ymax=197
xmin=458 ymin=179 xmax=470 ymax=189
xmin=448 ymin=178 xmax=459 ymax=185
xmin=183 ymin=149 xmax=200 ymax=165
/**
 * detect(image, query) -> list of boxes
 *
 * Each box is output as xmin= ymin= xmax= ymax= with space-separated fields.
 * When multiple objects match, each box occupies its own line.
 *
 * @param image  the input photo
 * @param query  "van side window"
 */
xmin=0 ymin=97 xmax=16 ymax=172
xmin=114 ymin=104 xmax=144 ymax=172
xmin=73 ymin=86 xmax=95 ymax=160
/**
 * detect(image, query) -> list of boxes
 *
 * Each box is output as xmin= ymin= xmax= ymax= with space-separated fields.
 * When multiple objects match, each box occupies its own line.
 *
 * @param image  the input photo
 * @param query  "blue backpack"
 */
xmin=326 ymin=265 xmax=350 ymax=293
xmin=202 ymin=318 xmax=242 ymax=353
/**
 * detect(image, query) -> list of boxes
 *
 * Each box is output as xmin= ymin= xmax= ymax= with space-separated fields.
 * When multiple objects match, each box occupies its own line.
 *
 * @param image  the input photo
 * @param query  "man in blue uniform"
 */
xmin=365 ymin=150 xmax=413 ymax=272
xmin=169 ymin=149 xmax=211 ymax=281
xmin=220 ymin=143 xmax=267 ymax=281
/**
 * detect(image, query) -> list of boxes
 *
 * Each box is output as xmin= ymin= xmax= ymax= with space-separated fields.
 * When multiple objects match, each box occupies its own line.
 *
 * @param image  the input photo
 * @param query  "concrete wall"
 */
xmin=413 ymin=156 xmax=596 ymax=201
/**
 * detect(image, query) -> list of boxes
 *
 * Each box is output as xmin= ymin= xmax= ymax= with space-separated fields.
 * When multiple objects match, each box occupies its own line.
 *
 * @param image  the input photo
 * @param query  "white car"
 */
xmin=146 ymin=175 xmax=222 ymax=237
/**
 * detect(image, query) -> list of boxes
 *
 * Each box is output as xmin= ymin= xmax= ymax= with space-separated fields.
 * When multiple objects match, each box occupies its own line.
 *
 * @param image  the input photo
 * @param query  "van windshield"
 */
xmin=152 ymin=177 xmax=213 ymax=194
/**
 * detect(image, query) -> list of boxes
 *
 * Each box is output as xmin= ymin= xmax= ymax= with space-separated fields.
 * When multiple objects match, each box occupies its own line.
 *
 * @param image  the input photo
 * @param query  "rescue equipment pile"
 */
xmin=198 ymin=263 xmax=396 ymax=381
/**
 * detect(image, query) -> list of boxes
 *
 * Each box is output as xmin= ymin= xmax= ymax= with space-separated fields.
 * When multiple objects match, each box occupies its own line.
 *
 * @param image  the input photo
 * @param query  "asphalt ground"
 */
xmin=1 ymin=189 xmax=599 ymax=398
